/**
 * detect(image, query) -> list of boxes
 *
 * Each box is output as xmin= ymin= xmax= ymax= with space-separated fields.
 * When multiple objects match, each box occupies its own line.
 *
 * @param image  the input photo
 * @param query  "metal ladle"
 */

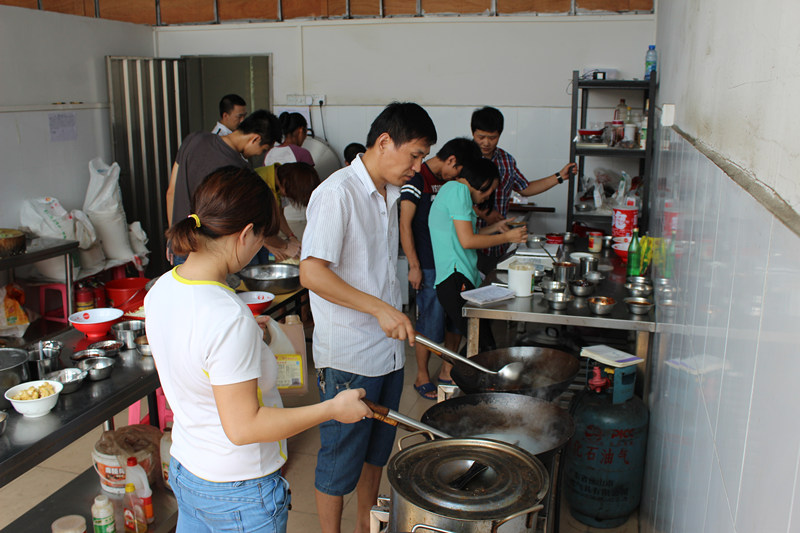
xmin=528 ymin=235 xmax=557 ymax=263
xmin=415 ymin=334 xmax=525 ymax=384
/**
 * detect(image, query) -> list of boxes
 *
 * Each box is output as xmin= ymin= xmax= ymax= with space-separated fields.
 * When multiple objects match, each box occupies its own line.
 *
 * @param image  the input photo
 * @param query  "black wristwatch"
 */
xmin=555 ymin=172 xmax=564 ymax=184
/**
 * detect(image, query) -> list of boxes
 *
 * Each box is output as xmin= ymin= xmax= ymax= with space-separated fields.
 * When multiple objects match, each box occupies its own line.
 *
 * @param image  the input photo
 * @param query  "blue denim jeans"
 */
xmin=414 ymin=268 xmax=446 ymax=342
xmin=169 ymin=458 xmax=290 ymax=533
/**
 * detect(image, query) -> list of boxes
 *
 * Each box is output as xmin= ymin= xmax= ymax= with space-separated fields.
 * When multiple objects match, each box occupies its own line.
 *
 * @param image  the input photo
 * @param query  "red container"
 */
xmin=93 ymin=286 xmax=107 ymax=308
xmin=546 ymin=233 xmax=564 ymax=244
xmin=612 ymin=207 xmax=638 ymax=239
xmin=105 ymin=277 xmax=149 ymax=308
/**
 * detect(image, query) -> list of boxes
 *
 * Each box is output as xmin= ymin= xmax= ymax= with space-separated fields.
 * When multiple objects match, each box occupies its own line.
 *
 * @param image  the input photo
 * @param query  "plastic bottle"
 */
xmin=613 ymin=99 xmax=627 ymax=122
xmin=627 ymin=228 xmax=642 ymax=276
xmin=123 ymin=483 xmax=147 ymax=533
xmin=160 ymin=428 xmax=172 ymax=491
xmin=125 ymin=457 xmax=153 ymax=524
xmin=92 ymin=494 xmax=116 ymax=533
xmin=664 ymin=230 xmax=676 ymax=278
xmin=645 ymin=45 xmax=657 ymax=80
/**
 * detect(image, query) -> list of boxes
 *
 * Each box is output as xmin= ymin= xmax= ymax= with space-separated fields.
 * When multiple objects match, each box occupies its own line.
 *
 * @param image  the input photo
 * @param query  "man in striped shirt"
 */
xmin=300 ymin=102 xmax=437 ymax=533
xmin=471 ymin=106 xmax=576 ymax=273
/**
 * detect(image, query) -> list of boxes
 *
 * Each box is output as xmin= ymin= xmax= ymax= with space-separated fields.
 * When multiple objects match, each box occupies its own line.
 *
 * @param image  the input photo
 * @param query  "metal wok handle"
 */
xmin=363 ymin=399 xmax=451 ymax=439
xmin=411 ymin=525 xmax=458 ymax=533
xmin=491 ymin=503 xmax=544 ymax=532
xmin=415 ymin=334 xmax=499 ymax=376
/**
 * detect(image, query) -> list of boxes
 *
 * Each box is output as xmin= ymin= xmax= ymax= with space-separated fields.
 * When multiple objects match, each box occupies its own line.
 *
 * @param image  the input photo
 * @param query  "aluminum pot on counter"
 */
xmin=387 ymin=437 xmax=548 ymax=533
xmin=0 ymin=348 xmax=31 ymax=410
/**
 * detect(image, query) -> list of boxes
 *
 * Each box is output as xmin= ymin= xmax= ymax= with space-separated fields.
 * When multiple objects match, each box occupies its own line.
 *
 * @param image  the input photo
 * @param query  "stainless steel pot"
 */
xmin=238 ymin=264 xmax=301 ymax=294
xmin=387 ymin=437 xmax=548 ymax=533
xmin=0 ymin=348 xmax=30 ymax=410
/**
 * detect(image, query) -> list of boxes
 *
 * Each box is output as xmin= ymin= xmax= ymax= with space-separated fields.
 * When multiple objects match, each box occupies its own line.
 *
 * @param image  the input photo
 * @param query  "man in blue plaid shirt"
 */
xmin=471 ymin=106 xmax=576 ymax=273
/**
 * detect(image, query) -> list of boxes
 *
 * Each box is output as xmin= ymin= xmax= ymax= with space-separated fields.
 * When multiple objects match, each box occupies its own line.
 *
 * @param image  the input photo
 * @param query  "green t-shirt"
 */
xmin=429 ymin=181 xmax=481 ymax=288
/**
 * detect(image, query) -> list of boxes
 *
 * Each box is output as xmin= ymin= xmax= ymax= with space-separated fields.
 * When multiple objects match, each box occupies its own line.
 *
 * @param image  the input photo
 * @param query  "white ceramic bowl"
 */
xmin=4 ymin=379 xmax=63 ymax=417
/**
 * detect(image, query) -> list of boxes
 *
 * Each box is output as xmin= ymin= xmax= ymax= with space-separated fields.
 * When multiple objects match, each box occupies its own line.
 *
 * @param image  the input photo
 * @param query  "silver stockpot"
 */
xmin=386 ymin=437 xmax=548 ymax=533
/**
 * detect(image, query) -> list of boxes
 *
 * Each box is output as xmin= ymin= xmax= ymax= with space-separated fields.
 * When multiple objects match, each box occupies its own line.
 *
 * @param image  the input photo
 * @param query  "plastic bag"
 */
xmin=72 ymin=209 xmax=106 ymax=271
xmin=0 ymin=284 xmax=30 ymax=338
xmin=95 ymin=424 xmax=162 ymax=485
xmin=128 ymin=222 xmax=150 ymax=267
xmin=84 ymin=158 xmax=135 ymax=261
xmin=19 ymin=196 xmax=81 ymax=280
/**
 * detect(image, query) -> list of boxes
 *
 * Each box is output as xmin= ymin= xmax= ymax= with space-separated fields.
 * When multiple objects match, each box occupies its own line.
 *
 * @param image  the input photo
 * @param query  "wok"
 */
xmin=421 ymin=392 xmax=575 ymax=461
xmin=450 ymin=346 xmax=580 ymax=401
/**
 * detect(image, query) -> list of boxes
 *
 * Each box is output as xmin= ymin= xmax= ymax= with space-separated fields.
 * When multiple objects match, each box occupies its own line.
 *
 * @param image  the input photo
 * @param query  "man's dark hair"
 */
xmin=219 ymin=94 xmax=246 ymax=118
xmin=343 ymin=143 xmax=366 ymax=164
xmin=436 ymin=138 xmax=482 ymax=167
xmin=237 ymin=110 xmax=282 ymax=147
xmin=471 ymin=106 xmax=504 ymax=134
xmin=365 ymin=102 xmax=437 ymax=148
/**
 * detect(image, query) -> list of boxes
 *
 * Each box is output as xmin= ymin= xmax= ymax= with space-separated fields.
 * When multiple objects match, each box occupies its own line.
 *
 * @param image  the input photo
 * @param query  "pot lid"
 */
xmin=388 ymin=438 xmax=548 ymax=519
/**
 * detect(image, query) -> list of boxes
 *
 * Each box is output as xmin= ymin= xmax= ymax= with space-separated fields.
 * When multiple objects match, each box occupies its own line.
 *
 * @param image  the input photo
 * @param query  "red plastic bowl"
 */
xmin=68 ymin=308 xmax=124 ymax=338
xmin=238 ymin=291 xmax=275 ymax=315
xmin=612 ymin=243 xmax=629 ymax=263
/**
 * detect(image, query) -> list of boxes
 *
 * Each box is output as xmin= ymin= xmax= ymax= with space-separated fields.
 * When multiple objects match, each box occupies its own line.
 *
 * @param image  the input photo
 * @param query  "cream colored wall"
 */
xmin=656 ymin=0 xmax=800 ymax=211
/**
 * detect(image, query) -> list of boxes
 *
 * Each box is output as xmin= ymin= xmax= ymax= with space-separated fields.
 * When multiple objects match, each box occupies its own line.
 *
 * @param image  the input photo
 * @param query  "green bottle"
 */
xmin=664 ymin=230 xmax=676 ymax=278
xmin=627 ymin=228 xmax=641 ymax=276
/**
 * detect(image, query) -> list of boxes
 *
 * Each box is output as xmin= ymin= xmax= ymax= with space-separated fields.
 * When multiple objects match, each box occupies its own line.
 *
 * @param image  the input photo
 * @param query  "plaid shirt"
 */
xmin=477 ymin=147 xmax=528 ymax=257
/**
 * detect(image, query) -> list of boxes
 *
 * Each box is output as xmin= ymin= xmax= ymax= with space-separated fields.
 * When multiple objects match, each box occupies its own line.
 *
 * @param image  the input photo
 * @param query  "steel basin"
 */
xmin=0 ymin=348 xmax=30 ymax=410
xmin=239 ymin=264 xmax=301 ymax=294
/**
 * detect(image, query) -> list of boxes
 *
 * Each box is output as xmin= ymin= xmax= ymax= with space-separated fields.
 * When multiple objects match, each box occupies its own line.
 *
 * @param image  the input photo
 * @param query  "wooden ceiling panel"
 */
xmin=98 ymin=0 xmax=156 ymax=24
xmin=384 ymin=0 xmax=417 ymax=16
xmin=326 ymin=0 xmax=346 ymax=17
xmin=350 ymin=0 xmax=380 ymax=15
xmin=160 ymin=0 xmax=215 ymax=23
xmin=497 ymin=0 xmax=570 ymax=12
xmin=283 ymin=0 xmax=329 ymax=19
xmin=40 ymin=0 xmax=95 ymax=16
xmin=0 ymin=0 xmax=39 ymax=8
xmin=577 ymin=0 xmax=652 ymax=12
xmin=218 ymin=0 xmax=278 ymax=21
xmin=423 ymin=0 xmax=490 ymax=13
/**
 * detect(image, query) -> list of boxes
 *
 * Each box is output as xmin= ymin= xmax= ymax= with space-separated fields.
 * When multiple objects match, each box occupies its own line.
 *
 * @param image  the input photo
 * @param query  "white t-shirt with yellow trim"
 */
xmin=144 ymin=268 xmax=286 ymax=482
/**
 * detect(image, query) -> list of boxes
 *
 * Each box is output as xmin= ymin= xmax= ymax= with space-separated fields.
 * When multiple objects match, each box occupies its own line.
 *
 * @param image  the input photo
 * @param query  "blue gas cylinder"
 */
xmin=563 ymin=365 xmax=649 ymax=528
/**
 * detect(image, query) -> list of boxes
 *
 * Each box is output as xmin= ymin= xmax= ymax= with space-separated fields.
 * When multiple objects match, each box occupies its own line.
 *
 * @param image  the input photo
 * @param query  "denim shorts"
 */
xmin=315 ymin=367 xmax=404 ymax=496
xmin=414 ymin=268 xmax=446 ymax=343
xmin=169 ymin=458 xmax=290 ymax=533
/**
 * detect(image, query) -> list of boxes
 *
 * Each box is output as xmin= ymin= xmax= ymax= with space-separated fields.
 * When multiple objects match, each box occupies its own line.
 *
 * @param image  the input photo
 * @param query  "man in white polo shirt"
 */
xmin=300 ymin=102 xmax=437 ymax=533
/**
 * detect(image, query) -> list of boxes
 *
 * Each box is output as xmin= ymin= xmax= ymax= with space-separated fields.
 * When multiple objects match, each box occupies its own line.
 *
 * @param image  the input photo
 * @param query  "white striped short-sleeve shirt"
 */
xmin=301 ymin=154 xmax=405 ymax=376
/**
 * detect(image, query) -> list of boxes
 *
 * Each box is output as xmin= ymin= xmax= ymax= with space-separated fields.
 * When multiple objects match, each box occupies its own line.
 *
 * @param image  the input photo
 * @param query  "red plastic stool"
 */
xmin=127 ymin=388 xmax=173 ymax=431
xmin=39 ymin=283 xmax=71 ymax=323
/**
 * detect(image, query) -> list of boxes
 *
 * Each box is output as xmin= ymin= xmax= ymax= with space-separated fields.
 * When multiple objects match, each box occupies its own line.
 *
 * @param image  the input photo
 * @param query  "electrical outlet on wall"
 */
xmin=312 ymin=94 xmax=326 ymax=105
xmin=287 ymin=94 xmax=304 ymax=105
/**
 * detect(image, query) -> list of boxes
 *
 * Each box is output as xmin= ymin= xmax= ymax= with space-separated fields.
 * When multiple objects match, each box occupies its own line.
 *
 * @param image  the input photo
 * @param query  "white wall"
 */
xmin=0 ymin=6 xmax=154 ymax=228
xmin=156 ymin=15 xmax=656 ymax=233
xmin=656 ymin=0 xmax=800 ymax=211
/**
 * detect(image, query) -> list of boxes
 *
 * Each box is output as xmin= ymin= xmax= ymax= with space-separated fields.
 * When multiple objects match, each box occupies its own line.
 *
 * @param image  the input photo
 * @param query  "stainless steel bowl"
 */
xmin=574 ymin=203 xmax=593 ymax=212
xmin=539 ymin=280 xmax=566 ymax=294
xmin=569 ymin=279 xmax=596 ymax=297
xmin=88 ymin=340 xmax=124 ymax=357
xmin=588 ymin=296 xmax=616 ymax=315
xmin=134 ymin=335 xmax=153 ymax=357
xmin=624 ymin=297 xmax=654 ymax=315
xmin=626 ymin=276 xmax=651 ymax=285
xmin=625 ymin=282 xmax=654 ymax=298
xmin=44 ymin=368 xmax=87 ymax=394
xmin=76 ymin=357 xmax=115 ymax=381
xmin=545 ymin=292 xmax=573 ymax=310
xmin=111 ymin=320 xmax=146 ymax=349
xmin=70 ymin=348 xmax=107 ymax=362
xmin=562 ymin=232 xmax=576 ymax=244
xmin=239 ymin=264 xmax=301 ymax=294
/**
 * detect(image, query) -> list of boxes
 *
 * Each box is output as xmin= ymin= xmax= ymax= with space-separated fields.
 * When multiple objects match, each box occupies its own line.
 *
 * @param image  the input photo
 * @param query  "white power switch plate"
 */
xmin=312 ymin=94 xmax=326 ymax=105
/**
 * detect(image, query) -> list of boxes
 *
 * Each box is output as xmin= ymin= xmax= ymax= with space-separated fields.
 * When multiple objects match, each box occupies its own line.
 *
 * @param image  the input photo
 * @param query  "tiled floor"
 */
xmin=0 ymin=320 xmax=639 ymax=532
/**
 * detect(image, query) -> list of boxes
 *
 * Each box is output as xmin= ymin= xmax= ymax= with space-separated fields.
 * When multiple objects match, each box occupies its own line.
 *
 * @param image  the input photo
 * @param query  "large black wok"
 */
xmin=450 ymin=346 xmax=580 ymax=401
xmin=421 ymin=392 xmax=575 ymax=463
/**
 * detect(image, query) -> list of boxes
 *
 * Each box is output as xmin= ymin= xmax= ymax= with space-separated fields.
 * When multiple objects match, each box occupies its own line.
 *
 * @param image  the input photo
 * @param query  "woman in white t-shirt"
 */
xmin=145 ymin=166 xmax=370 ymax=533
xmin=263 ymin=112 xmax=315 ymax=167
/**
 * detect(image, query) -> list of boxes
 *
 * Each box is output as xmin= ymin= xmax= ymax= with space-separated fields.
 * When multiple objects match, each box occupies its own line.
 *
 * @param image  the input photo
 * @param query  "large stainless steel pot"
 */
xmin=238 ymin=264 xmax=301 ymax=294
xmin=421 ymin=392 xmax=574 ymax=466
xmin=0 ymin=348 xmax=30 ymax=409
xmin=388 ymin=437 xmax=548 ymax=533
xmin=450 ymin=346 xmax=579 ymax=400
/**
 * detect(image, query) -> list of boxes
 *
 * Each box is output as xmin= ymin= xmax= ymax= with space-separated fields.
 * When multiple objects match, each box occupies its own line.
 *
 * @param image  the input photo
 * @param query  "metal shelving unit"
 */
xmin=566 ymin=71 xmax=657 ymax=233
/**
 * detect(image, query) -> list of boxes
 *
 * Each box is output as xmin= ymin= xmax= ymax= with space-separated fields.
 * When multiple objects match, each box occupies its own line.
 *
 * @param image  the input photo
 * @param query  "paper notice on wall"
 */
xmin=276 ymin=353 xmax=305 ymax=389
xmin=49 ymin=112 xmax=77 ymax=142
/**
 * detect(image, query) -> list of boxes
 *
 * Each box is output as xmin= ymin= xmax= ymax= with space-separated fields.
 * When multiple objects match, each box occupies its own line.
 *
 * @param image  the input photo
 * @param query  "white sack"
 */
xmin=19 ymin=196 xmax=81 ymax=279
xmin=73 ymin=209 xmax=106 ymax=271
xmin=128 ymin=222 xmax=150 ymax=267
xmin=84 ymin=158 xmax=135 ymax=261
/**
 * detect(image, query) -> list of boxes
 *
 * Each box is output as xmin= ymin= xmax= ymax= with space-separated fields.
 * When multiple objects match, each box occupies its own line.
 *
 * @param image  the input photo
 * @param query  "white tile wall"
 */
xmin=641 ymin=126 xmax=800 ymax=532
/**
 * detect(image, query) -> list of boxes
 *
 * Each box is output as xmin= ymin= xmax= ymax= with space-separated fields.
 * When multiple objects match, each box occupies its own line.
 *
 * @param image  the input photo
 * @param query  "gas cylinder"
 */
xmin=563 ymin=364 xmax=648 ymax=528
